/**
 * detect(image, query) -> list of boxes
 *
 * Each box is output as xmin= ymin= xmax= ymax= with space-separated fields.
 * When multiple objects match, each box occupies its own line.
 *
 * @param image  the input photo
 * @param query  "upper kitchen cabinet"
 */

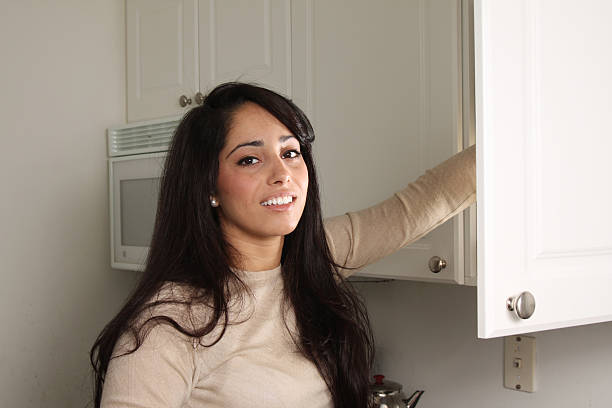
xmin=474 ymin=0 xmax=612 ymax=337
xmin=308 ymin=1 xmax=467 ymax=284
xmin=123 ymin=0 xmax=466 ymax=283
xmin=126 ymin=0 xmax=308 ymax=122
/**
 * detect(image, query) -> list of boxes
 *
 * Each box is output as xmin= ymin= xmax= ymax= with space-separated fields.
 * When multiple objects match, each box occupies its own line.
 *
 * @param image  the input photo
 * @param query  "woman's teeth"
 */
xmin=261 ymin=196 xmax=294 ymax=206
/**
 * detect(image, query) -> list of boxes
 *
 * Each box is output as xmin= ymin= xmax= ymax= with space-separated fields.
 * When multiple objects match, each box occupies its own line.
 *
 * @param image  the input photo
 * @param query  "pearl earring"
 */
xmin=210 ymin=197 xmax=219 ymax=207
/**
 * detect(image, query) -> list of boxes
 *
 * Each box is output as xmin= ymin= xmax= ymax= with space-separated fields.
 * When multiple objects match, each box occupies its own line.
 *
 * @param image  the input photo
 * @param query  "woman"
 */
xmin=90 ymin=82 xmax=476 ymax=408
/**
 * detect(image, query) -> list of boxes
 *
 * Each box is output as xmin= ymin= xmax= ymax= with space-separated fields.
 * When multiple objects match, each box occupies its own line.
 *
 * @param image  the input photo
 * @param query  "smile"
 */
xmin=260 ymin=195 xmax=295 ymax=206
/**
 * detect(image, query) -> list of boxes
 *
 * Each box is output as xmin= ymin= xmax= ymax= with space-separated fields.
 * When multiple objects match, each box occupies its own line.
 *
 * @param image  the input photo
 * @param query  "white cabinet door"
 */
xmin=126 ymin=0 xmax=305 ymax=121
xmin=310 ymin=1 xmax=466 ymax=283
xmin=198 ymin=0 xmax=294 ymax=99
xmin=475 ymin=0 xmax=612 ymax=337
xmin=126 ymin=0 xmax=198 ymax=122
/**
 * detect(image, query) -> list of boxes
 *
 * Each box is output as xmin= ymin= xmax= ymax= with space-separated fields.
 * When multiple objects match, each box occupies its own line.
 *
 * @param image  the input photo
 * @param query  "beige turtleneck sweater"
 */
xmin=100 ymin=145 xmax=476 ymax=408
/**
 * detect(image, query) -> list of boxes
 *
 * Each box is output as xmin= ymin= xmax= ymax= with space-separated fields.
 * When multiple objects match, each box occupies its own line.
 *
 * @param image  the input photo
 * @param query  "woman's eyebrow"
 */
xmin=225 ymin=135 xmax=296 ymax=159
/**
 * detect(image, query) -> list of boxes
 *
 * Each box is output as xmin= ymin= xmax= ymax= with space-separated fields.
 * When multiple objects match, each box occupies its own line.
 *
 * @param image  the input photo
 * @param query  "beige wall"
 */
xmin=0 ymin=2 xmax=139 ymax=406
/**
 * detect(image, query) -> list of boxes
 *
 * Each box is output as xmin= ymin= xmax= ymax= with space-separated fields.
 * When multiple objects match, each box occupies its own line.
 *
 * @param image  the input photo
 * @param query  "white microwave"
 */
xmin=107 ymin=117 xmax=180 ymax=271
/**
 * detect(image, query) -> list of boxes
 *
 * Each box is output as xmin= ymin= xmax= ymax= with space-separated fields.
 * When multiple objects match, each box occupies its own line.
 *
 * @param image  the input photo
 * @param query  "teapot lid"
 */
xmin=370 ymin=374 xmax=403 ymax=396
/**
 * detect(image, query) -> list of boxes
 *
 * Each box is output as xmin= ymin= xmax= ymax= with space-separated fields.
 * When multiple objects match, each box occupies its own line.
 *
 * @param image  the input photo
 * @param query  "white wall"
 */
xmin=0 ymin=2 xmax=139 ymax=407
xmin=356 ymin=280 xmax=612 ymax=408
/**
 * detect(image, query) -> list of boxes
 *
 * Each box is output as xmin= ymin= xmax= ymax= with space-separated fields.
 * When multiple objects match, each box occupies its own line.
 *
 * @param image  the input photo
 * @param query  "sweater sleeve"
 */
xmin=323 ymin=144 xmax=476 ymax=278
xmin=100 ymin=323 xmax=198 ymax=408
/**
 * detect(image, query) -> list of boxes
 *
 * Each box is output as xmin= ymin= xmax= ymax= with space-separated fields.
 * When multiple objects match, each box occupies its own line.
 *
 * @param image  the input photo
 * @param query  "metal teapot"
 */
xmin=369 ymin=374 xmax=424 ymax=408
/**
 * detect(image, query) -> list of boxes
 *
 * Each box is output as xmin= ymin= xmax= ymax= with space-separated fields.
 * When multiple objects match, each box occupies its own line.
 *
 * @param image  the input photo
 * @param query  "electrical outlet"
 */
xmin=504 ymin=335 xmax=536 ymax=392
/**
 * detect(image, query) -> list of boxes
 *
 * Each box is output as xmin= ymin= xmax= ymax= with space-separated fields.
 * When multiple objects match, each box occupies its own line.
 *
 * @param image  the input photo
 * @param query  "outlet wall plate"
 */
xmin=504 ymin=335 xmax=536 ymax=392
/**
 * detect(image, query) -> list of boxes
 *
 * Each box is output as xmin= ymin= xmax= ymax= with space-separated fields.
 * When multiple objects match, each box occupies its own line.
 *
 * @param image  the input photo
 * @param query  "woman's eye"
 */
xmin=283 ymin=150 xmax=301 ymax=159
xmin=237 ymin=156 xmax=260 ymax=166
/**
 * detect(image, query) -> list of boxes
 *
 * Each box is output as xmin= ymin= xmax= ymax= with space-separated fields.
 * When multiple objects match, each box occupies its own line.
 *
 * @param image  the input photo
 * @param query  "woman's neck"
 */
xmin=222 ymin=229 xmax=284 ymax=272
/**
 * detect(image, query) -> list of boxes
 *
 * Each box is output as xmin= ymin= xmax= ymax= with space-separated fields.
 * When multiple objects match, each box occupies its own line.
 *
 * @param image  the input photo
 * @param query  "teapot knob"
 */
xmin=373 ymin=374 xmax=385 ymax=385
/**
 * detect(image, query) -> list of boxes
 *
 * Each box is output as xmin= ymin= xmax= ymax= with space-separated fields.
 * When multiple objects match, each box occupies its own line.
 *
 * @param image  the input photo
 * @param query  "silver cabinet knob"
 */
xmin=428 ymin=256 xmax=447 ymax=273
xmin=507 ymin=291 xmax=536 ymax=319
xmin=179 ymin=95 xmax=192 ymax=107
xmin=194 ymin=91 xmax=205 ymax=105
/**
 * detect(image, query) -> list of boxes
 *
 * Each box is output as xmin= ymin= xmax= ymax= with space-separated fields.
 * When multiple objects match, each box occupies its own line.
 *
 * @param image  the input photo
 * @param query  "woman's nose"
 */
xmin=268 ymin=157 xmax=291 ymax=185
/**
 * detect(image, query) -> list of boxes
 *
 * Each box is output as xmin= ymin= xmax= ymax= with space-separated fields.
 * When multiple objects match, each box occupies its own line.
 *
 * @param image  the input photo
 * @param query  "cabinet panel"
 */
xmin=475 ymin=0 xmax=612 ymax=337
xmin=198 ymin=0 xmax=292 ymax=97
xmin=310 ymin=0 xmax=465 ymax=282
xmin=127 ymin=0 xmax=198 ymax=122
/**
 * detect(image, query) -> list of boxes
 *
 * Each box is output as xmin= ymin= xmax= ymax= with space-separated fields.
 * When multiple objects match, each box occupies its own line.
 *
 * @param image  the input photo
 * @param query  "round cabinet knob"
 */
xmin=179 ymin=95 xmax=192 ymax=107
xmin=506 ymin=291 xmax=536 ymax=319
xmin=194 ymin=91 xmax=205 ymax=105
xmin=428 ymin=256 xmax=447 ymax=273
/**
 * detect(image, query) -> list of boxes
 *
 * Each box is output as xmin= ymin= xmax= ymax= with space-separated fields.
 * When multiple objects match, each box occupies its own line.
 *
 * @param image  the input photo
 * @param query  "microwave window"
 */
xmin=120 ymin=177 xmax=160 ymax=247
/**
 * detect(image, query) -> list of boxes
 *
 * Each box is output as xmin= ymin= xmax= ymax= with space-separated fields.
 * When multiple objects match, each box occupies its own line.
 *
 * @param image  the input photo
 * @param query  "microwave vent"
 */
xmin=108 ymin=117 xmax=181 ymax=157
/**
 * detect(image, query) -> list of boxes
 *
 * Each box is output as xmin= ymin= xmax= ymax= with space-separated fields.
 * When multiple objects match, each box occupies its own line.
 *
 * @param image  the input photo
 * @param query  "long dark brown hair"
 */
xmin=90 ymin=82 xmax=374 ymax=407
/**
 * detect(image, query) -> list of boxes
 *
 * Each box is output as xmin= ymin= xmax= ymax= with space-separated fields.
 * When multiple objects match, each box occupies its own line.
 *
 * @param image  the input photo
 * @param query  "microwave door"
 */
xmin=109 ymin=152 xmax=166 ymax=271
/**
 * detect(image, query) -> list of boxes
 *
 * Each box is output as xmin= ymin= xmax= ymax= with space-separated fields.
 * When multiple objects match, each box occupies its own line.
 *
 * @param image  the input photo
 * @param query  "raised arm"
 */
xmin=324 ymin=144 xmax=476 ymax=277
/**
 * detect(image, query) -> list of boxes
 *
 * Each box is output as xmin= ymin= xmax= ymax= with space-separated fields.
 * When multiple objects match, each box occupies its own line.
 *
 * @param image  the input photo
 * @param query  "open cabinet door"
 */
xmin=475 ymin=0 xmax=612 ymax=338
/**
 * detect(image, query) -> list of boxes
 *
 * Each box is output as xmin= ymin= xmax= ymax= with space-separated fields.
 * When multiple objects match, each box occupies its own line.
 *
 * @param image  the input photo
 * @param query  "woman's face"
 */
xmin=215 ymin=102 xmax=309 ymax=241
